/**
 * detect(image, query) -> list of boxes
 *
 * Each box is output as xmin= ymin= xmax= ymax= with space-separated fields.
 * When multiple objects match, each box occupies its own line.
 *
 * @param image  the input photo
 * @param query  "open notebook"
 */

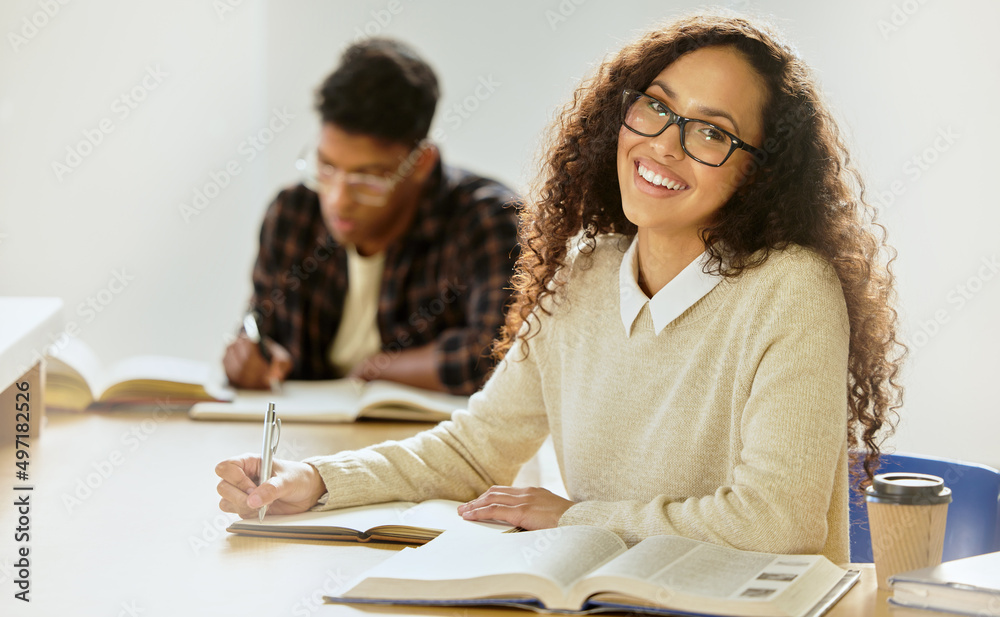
xmin=227 ymin=499 xmax=512 ymax=543
xmin=189 ymin=378 xmax=469 ymax=423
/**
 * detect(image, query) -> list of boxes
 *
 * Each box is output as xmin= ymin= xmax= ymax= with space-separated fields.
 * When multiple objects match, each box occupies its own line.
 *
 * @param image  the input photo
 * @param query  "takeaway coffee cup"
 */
xmin=865 ymin=472 xmax=952 ymax=590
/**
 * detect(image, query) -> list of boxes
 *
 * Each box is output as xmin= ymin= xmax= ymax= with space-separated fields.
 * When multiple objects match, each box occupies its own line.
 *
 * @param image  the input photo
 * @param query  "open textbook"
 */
xmin=45 ymin=336 xmax=232 ymax=411
xmin=189 ymin=378 xmax=469 ymax=422
xmin=329 ymin=526 xmax=860 ymax=617
xmin=227 ymin=499 xmax=512 ymax=544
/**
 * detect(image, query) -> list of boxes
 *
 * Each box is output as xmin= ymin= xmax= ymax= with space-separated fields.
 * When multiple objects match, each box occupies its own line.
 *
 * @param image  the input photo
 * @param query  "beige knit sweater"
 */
xmin=306 ymin=235 xmax=851 ymax=563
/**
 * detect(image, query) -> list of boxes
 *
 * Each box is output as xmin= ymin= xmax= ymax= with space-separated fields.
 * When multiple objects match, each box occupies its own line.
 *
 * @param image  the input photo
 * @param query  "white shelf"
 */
xmin=0 ymin=297 xmax=64 ymax=391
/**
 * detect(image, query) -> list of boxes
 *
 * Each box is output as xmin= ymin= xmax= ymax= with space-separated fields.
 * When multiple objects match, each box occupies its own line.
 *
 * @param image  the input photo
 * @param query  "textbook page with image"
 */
xmin=328 ymin=526 xmax=860 ymax=617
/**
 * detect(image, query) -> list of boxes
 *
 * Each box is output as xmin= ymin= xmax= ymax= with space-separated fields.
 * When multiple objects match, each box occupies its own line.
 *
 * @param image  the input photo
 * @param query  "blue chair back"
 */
xmin=849 ymin=452 xmax=1000 ymax=562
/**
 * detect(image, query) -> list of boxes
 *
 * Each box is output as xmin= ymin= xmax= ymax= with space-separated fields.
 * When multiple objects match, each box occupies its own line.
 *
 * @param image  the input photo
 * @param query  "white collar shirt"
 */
xmin=618 ymin=237 xmax=722 ymax=336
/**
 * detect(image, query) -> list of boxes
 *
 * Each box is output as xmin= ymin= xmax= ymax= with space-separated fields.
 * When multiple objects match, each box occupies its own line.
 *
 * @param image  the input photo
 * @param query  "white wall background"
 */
xmin=2 ymin=1 xmax=998 ymax=468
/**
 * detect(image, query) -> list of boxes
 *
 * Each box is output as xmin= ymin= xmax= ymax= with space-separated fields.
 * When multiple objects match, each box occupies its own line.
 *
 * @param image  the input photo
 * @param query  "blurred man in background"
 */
xmin=223 ymin=38 xmax=519 ymax=395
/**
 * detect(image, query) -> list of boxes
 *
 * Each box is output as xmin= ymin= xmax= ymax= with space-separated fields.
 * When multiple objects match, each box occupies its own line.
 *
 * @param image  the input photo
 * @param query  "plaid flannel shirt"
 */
xmin=249 ymin=162 xmax=520 ymax=395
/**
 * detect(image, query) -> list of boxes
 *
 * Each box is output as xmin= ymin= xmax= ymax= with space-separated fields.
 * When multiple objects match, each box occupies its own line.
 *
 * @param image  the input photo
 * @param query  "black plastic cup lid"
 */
xmin=865 ymin=472 xmax=952 ymax=505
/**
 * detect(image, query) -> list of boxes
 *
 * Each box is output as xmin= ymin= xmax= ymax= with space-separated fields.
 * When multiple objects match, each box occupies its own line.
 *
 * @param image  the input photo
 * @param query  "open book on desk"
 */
xmin=189 ymin=378 xmax=469 ymax=423
xmin=45 ymin=336 xmax=232 ymax=411
xmin=227 ymin=499 xmax=513 ymax=544
xmin=329 ymin=526 xmax=860 ymax=617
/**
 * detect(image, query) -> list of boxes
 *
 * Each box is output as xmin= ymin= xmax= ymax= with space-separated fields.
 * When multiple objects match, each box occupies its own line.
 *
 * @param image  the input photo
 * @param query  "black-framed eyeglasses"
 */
xmin=621 ymin=89 xmax=765 ymax=167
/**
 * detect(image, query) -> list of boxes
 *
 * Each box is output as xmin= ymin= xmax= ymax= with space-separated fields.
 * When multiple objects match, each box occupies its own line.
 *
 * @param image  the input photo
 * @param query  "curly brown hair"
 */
xmin=494 ymin=13 xmax=905 ymax=488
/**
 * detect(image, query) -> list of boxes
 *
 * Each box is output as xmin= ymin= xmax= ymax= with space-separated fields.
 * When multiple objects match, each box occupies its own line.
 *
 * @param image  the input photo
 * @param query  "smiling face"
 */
xmin=617 ymin=46 xmax=768 ymax=245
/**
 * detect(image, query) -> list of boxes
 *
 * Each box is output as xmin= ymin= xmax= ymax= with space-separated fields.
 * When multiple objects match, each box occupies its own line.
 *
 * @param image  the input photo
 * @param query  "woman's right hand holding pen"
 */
xmin=216 ymin=455 xmax=327 ymax=519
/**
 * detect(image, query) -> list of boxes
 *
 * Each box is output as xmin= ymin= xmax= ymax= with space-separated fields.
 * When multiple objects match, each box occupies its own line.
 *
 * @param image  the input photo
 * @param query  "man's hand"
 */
xmin=347 ymin=343 xmax=447 ymax=392
xmin=223 ymin=336 xmax=293 ymax=389
xmin=215 ymin=454 xmax=327 ymax=519
xmin=457 ymin=486 xmax=576 ymax=530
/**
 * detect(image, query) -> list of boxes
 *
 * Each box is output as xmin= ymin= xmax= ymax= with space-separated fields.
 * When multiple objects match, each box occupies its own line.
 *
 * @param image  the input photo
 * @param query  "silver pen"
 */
xmin=258 ymin=402 xmax=281 ymax=522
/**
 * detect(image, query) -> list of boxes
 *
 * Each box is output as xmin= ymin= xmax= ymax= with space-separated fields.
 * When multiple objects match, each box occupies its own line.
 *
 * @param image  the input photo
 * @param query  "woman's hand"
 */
xmin=215 ymin=454 xmax=327 ymax=519
xmin=457 ymin=486 xmax=575 ymax=529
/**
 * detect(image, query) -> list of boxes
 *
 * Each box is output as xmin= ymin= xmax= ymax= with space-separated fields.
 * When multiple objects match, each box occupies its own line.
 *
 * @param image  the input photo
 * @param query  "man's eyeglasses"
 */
xmin=295 ymin=143 xmax=424 ymax=206
xmin=621 ymin=89 xmax=765 ymax=167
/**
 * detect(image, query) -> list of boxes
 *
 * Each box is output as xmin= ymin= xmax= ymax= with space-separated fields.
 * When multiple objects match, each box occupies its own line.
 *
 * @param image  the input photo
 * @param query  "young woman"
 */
xmin=216 ymin=14 xmax=903 ymax=564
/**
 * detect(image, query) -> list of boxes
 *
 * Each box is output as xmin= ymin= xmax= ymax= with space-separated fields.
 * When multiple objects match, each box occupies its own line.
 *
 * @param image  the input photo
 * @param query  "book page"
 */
xmin=610 ymin=536 xmax=783 ymax=598
xmin=343 ymin=525 xmax=627 ymax=609
xmin=575 ymin=535 xmax=833 ymax=614
xmin=583 ymin=534 xmax=700 ymax=582
xmin=46 ymin=335 xmax=106 ymax=400
xmin=190 ymin=379 xmax=365 ymax=421
xmin=101 ymin=355 xmax=212 ymax=388
xmin=360 ymin=380 xmax=469 ymax=419
xmin=393 ymin=500 xmax=513 ymax=534
xmin=100 ymin=354 xmax=224 ymax=397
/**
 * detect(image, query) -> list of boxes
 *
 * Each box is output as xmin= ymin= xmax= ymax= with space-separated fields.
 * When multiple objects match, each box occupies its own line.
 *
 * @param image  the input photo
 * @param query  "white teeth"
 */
xmin=637 ymin=164 xmax=687 ymax=190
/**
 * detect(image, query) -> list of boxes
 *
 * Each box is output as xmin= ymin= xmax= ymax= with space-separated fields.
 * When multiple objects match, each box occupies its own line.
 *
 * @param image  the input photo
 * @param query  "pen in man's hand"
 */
xmin=258 ymin=402 xmax=281 ymax=522
xmin=243 ymin=311 xmax=282 ymax=394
